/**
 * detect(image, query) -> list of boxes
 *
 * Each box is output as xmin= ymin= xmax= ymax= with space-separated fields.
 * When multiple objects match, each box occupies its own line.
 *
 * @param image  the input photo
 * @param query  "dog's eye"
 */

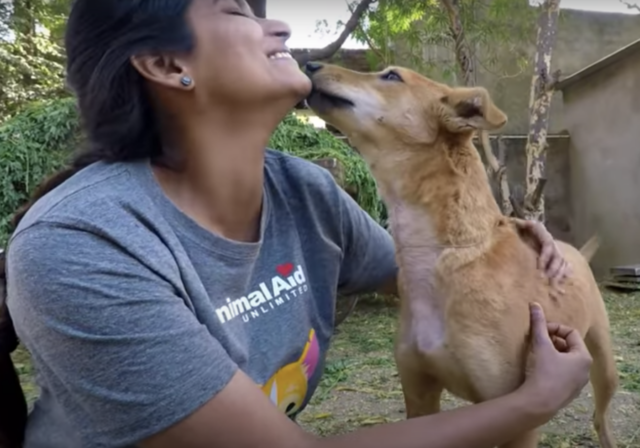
xmin=380 ymin=71 xmax=403 ymax=82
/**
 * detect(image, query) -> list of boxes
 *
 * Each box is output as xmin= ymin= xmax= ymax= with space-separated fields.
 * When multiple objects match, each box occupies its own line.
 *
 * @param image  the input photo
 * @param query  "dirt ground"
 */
xmin=297 ymin=289 xmax=640 ymax=447
xmin=12 ymin=287 xmax=640 ymax=447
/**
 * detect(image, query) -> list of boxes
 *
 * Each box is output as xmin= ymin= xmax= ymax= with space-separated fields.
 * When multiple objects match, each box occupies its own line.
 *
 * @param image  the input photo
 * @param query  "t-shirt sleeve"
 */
xmin=6 ymin=223 xmax=238 ymax=447
xmin=335 ymin=187 xmax=398 ymax=295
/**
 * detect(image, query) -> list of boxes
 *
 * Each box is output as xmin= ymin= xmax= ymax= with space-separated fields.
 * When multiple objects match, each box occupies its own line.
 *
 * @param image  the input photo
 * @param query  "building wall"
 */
xmin=393 ymin=8 xmax=640 ymax=134
xmin=562 ymin=52 xmax=640 ymax=276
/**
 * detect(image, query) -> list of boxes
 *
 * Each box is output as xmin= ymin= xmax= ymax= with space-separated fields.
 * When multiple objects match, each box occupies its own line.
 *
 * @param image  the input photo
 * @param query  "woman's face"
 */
xmin=184 ymin=0 xmax=311 ymax=108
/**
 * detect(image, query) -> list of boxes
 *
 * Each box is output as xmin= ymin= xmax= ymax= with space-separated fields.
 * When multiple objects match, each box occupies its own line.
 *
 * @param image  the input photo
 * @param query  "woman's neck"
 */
xmin=156 ymin=109 xmax=280 ymax=243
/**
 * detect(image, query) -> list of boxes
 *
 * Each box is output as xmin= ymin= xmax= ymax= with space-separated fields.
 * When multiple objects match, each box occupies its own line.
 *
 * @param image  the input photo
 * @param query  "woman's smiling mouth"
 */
xmin=268 ymin=51 xmax=293 ymax=61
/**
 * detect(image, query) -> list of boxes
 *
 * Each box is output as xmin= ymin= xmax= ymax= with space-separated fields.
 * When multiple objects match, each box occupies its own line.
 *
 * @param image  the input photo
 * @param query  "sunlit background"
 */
xmin=267 ymin=0 xmax=639 ymax=49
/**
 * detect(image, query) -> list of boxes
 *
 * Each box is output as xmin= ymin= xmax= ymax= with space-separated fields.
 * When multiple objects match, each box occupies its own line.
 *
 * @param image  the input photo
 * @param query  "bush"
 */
xmin=269 ymin=113 xmax=385 ymax=224
xmin=0 ymin=100 xmax=384 ymax=244
xmin=0 ymin=97 xmax=77 ymax=244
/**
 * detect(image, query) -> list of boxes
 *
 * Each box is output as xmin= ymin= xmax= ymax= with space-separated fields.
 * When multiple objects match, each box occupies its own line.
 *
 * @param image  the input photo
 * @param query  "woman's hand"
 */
xmin=513 ymin=219 xmax=571 ymax=285
xmin=519 ymin=303 xmax=592 ymax=416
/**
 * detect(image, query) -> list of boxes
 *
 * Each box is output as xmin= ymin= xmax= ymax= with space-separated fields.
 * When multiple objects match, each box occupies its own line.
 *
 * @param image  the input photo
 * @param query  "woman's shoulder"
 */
xmin=13 ymin=160 xmax=157 ymax=239
xmin=6 ymin=160 xmax=178 ymax=295
xmin=265 ymin=149 xmax=342 ymax=197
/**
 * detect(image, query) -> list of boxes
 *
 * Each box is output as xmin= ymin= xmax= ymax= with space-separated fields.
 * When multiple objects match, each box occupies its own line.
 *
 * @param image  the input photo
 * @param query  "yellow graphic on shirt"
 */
xmin=261 ymin=329 xmax=320 ymax=416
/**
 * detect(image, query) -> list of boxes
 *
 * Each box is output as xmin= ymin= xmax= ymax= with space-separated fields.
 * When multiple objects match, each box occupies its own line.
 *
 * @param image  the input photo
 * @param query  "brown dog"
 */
xmin=306 ymin=62 xmax=618 ymax=448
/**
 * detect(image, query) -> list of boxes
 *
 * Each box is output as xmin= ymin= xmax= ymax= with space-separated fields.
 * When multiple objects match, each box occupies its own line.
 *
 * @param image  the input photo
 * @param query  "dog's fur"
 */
xmin=306 ymin=63 xmax=618 ymax=448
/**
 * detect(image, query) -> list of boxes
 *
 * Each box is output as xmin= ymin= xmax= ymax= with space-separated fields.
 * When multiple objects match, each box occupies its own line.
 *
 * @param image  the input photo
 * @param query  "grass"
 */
xmin=298 ymin=288 xmax=640 ymax=447
xmin=11 ymin=287 xmax=640 ymax=446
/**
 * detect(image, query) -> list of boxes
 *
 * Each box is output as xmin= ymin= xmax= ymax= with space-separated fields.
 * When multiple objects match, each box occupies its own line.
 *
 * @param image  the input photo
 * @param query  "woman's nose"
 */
xmin=265 ymin=19 xmax=291 ymax=40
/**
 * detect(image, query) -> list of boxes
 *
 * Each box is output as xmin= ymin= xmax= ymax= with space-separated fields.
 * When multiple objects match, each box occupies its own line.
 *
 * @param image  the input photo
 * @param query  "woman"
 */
xmin=2 ymin=1 xmax=592 ymax=447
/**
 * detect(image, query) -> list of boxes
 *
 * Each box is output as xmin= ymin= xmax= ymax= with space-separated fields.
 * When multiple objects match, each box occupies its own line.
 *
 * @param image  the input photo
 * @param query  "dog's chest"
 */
xmin=389 ymin=205 xmax=447 ymax=356
xmin=397 ymin=256 xmax=447 ymax=355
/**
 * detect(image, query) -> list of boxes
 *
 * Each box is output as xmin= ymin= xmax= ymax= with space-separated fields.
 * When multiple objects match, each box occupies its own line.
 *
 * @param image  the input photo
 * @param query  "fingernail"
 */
xmin=529 ymin=302 xmax=540 ymax=312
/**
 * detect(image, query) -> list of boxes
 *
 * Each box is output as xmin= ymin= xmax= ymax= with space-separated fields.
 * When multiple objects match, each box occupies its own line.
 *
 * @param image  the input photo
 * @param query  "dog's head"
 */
xmin=305 ymin=62 xmax=507 ymax=162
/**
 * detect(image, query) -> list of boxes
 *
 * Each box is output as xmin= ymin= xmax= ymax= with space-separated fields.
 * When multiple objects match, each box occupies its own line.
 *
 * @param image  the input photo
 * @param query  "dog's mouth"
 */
xmin=306 ymin=88 xmax=354 ymax=110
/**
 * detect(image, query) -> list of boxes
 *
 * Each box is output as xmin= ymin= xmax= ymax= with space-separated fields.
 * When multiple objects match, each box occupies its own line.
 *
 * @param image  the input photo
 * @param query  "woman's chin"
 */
xmin=275 ymin=76 xmax=312 ymax=107
xmin=288 ymin=72 xmax=313 ymax=97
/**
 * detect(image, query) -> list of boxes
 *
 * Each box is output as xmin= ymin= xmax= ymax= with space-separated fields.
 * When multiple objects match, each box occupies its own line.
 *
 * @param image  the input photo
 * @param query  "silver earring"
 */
xmin=180 ymin=76 xmax=192 ymax=87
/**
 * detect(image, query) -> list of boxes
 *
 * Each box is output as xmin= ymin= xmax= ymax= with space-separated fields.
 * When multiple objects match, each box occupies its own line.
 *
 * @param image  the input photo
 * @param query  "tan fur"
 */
xmin=307 ymin=64 xmax=618 ymax=448
xmin=580 ymin=234 xmax=601 ymax=263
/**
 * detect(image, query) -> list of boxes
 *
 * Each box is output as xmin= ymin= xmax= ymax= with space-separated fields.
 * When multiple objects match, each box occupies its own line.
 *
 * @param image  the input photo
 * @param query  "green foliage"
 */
xmin=0 ymin=103 xmax=384 ymax=244
xmin=0 ymin=97 xmax=77 ymax=244
xmin=269 ymin=113 xmax=385 ymax=224
xmin=353 ymin=0 xmax=537 ymax=82
xmin=0 ymin=33 xmax=67 ymax=119
xmin=0 ymin=0 xmax=70 ymax=120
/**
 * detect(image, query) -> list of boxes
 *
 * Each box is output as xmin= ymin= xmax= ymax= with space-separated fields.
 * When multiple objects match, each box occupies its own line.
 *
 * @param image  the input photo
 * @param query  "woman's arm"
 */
xmin=511 ymin=218 xmax=570 ymax=283
xmin=140 ymin=304 xmax=592 ymax=448
xmin=142 ymin=368 xmax=542 ymax=448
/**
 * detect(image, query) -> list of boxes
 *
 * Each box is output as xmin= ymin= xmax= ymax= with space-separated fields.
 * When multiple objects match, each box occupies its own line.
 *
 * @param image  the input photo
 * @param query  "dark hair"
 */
xmin=0 ymin=0 xmax=196 ymax=445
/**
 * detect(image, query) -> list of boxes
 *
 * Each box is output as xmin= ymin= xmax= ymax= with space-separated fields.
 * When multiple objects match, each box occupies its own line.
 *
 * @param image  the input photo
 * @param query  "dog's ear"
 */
xmin=440 ymin=87 xmax=507 ymax=133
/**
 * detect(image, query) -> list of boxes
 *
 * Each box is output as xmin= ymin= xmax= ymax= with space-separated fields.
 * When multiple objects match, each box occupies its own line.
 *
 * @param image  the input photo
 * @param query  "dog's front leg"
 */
xmin=396 ymin=356 xmax=443 ymax=419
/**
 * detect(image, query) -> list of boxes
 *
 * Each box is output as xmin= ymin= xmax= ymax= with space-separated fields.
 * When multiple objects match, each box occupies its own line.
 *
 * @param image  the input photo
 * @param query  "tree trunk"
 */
xmin=440 ymin=0 xmax=514 ymax=216
xmin=441 ymin=0 xmax=475 ymax=86
xmin=523 ymin=0 xmax=561 ymax=221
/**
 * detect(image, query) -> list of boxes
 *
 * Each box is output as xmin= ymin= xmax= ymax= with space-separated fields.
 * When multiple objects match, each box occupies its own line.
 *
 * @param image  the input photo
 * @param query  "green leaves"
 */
xmin=269 ymin=113 xmax=385 ymax=224
xmin=0 ymin=98 xmax=77 ymax=244
xmin=353 ymin=0 xmax=537 ymax=82
xmin=0 ymin=0 xmax=71 ymax=121
xmin=0 ymin=105 xmax=386 ymax=244
xmin=0 ymin=33 xmax=67 ymax=120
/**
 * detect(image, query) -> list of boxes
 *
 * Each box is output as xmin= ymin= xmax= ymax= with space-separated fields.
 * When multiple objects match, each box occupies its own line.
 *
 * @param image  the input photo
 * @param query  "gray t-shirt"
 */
xmin=6 ymin=150 xmax=397 ymax=448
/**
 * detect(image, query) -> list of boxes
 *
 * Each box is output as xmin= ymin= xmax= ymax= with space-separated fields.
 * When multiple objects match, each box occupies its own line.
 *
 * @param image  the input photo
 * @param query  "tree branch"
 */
xmin=294 ymin=0 xmax=376 ymax=66
xmin=530 ymin=177 xmax=547 ymax=212
xmin=347 ymin=0 xmax=387 ymax=64
xmin=621 ymin=1 xmax=640 ymax=12
xmin=545 ymin=68 xmax=562 ymax=91
xmin=523 ymin=0 xmax=561 ymax=221
xmin=439 ymin=0 xmax=517 ymax=216
xmin=480 ymin=133 xmax=515 ymax=216
xmin=440 ymin=0 xmax=475 ymax=85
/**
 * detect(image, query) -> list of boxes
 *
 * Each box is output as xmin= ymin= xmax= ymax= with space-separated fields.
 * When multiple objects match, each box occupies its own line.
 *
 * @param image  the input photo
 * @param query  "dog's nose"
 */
xmin=305 ymin=61 xmax=324 ymax=74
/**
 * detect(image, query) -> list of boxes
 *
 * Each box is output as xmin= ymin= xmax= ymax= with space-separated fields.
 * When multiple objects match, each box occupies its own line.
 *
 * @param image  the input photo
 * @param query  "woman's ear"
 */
xmin=440 ymin=87 xmax=507 ymax=133
xmin=130 ymin=54 xmax=194 ymax=90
